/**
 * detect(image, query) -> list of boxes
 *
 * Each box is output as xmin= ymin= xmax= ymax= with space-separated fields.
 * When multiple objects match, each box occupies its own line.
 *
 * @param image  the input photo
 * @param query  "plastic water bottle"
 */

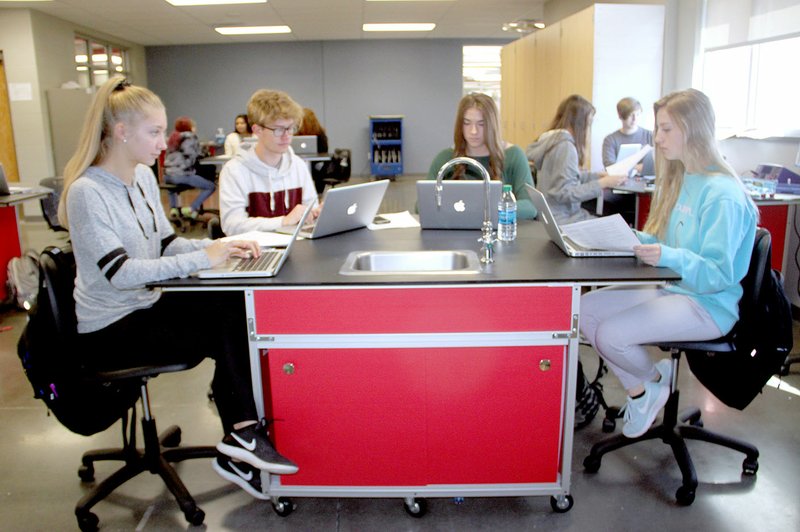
xmin=497 ymin=184 xmax=517 ymax=242
xmin=215 ymin=127 xmax=225 ymax=145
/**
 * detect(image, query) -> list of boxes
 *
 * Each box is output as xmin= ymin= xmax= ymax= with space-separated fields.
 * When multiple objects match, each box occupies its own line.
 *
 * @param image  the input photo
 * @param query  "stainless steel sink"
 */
xmin=339 ymin=250 xmax=482 ymax=275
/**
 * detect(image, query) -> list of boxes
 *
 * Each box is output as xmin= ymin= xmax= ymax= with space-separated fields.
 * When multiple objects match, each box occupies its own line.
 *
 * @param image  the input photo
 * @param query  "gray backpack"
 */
xmin=6 ymin=249 xmax=39 ymax=309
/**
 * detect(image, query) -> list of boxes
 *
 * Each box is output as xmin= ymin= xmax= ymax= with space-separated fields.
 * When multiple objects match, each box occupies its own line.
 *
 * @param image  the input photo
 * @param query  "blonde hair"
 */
xmin=58 ymin=76 xmax=164 ymax=227
xmin=643 ymin=88 xmax=754 ymax=238
xmin=247 ymin=89 xmax=303 ymax=128
xmin=451 ymin=93 xmax=504 ymax=180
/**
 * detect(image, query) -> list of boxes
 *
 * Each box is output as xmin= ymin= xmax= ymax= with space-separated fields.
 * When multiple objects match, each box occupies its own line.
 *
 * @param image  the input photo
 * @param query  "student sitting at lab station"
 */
xmin=224 ymin=113 xmax=253 ymax=156
xmin=526 ymin=94 xmax=626 ymax=224
xmin=219 ymin=89 xmax=320 ymax=236
xmin=297 ymin=107 xmax=330 ymax=193
xmin=602 ymin=97 xmax=654 ymax=175
xmin=426 ymin=92 xmax=537 ymax=219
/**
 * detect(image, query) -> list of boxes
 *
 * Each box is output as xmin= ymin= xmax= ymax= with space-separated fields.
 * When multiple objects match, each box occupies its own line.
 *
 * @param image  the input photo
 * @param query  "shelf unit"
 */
xmin=369 ymin=115 xmax=403 ymax=178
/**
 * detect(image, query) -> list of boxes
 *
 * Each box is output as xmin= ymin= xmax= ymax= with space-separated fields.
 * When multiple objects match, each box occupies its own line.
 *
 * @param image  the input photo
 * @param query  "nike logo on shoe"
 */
xmin=229 ymin=461 xmax=253 ymax=481
xmin=232 ymin=433 xmax=257 ymax=451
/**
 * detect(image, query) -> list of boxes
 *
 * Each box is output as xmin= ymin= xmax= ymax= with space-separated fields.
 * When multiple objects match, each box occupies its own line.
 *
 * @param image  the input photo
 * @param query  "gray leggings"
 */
xmin=579 ymin=285 xmax=722 ymax=391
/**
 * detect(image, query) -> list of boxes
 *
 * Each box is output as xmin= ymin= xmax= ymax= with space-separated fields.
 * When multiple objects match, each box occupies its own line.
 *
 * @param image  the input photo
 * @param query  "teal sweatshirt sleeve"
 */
xmin=657 ymin=197 xmax=754 ymax=294
xmin=502 ymin=145 xmax=537 ymax=220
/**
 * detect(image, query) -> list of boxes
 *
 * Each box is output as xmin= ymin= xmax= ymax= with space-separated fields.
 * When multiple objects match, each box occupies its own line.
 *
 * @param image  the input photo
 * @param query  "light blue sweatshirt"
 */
xmin=636 ymin=172 xmax=757 ymax=334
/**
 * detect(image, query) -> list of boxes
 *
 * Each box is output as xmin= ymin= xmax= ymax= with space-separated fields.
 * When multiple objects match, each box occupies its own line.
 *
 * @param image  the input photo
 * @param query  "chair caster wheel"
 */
xmin=404 ymin=498 xmax=428 ymax=518
xmin=78 ymin=464 xmax=95 ymax=482
xmin=601 ymin=417 xmax=616 ymax=433
xmin=583 ymin=455 xmax=601 ymax=473
xmin=161 ymin=427 xmax=182 ymax=448
xmin=675 ymin=485 xmax=695 ymax=506
xmin=76 ymin=510 xmax=99 ymax=531
xmin=272 ymin=497 xmax=295 ymax=517
xmin=550 ymin=494 xmax=574 ymax=513
xmin=184 ymin=506 xmax=205 ymax=526
xmin=743 ymin=458 xmax=759 ymax=475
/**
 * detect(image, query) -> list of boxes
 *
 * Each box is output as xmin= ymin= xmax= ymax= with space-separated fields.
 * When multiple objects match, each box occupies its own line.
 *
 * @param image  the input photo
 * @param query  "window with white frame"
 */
xmin=700 ymin=0 xmax=800 ymax=138
xmin=463 ymin=46 xmax=502 ymax=106
xmin=74 ymin=35 xmax=129 ymax=88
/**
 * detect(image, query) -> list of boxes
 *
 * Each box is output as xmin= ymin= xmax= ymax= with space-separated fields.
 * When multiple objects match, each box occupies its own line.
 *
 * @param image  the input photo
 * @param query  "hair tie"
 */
xmin=113 ymin=79 xmax=131 ymax=92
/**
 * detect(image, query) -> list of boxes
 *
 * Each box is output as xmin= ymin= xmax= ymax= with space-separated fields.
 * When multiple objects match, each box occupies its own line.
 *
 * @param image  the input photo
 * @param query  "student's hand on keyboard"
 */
xmin=205 ymin=240 xmax=260 ymax=267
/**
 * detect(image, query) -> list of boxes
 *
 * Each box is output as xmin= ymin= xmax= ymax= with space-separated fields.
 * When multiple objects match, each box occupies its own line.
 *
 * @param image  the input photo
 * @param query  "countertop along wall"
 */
xmin=146 ymin=39 xmax=509 ymax=177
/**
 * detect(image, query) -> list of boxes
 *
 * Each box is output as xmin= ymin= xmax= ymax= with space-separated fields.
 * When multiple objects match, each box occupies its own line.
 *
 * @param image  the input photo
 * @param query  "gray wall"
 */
xmin=146 ymin=39 xmax=507 ymax=176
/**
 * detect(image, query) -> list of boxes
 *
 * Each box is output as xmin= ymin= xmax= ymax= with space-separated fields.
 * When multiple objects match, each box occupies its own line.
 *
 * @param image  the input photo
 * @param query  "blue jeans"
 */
xmin=165 ymin=173 xmax=216 ymax=211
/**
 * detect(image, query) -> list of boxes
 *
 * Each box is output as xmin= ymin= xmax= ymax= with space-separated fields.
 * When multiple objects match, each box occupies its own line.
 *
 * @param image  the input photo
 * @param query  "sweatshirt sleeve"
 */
xmin=657 ymin=198 xmax=750 ymax=294
xmin=67 ymin=183 xmax=210 ymax=289
xmin=545 ymin=142 xmax=602 ymax=204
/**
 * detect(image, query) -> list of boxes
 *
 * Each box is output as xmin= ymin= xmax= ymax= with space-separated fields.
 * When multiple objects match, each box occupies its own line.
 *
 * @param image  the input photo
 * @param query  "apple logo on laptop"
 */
xmin=347 ymin=202 xmax=358 ymax=215
xmin=300 ymin=142 xmax=308 ymax=149
xmin=453 ymin=200 xmax=466 ymax=213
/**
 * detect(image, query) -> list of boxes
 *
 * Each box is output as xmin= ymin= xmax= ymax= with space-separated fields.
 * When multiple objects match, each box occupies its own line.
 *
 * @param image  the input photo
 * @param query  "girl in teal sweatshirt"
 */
xmin=580 ymin=89 xmax=757 ymax=439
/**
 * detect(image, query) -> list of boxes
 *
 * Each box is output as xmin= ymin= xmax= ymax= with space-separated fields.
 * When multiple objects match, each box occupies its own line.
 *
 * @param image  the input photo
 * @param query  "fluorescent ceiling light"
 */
xmin=215 ymin=25 xmax=291 ymax=35
xmin=166 ymin=0 xmax=266 ymax=6
xmin=363 ymin=23 xmax=436 ymax=32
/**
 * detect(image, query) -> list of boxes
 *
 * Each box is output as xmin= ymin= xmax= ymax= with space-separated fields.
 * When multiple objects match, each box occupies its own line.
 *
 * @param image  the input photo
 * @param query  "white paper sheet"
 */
xmin=221 ymin=231 xmax=294 ymax=247
xmin=561 ymin=214 xmax=640 ymax=251
xmin=606 ymin=145 xmax=653 ymax=176
xmin=367 ymin=211 xmax=421 ymax=230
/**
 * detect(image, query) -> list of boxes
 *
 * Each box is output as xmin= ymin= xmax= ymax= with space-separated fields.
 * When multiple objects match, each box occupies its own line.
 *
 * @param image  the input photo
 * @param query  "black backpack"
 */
xmin=16 ymin=246 xmax=139 ymax=436
xmin=686 ymin=229 xmax=793 ymax=410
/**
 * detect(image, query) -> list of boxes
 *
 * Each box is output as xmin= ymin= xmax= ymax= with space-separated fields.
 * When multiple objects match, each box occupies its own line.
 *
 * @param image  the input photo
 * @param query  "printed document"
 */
xmin=561 ymin=214 xmax=641 ymax=252
xmin=606 ymin=145 xmax=653 ymax=176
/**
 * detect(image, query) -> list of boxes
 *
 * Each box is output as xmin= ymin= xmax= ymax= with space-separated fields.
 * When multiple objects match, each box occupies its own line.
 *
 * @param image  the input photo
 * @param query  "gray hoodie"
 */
xmin=526 ymin=129 xmax=602 ymax=224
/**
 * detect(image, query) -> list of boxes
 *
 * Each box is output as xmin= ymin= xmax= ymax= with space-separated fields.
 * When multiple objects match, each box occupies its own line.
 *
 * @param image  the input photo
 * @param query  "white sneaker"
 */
xmin=655 ymin=358 xmax=672 ymax=385
xmin=622 ymin=381 xmax=670 ymax=438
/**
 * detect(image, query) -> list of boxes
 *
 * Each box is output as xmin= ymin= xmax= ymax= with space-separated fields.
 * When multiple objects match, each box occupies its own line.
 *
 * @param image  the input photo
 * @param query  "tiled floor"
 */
xmin=1 ymin=175 xmax=799 ymax=530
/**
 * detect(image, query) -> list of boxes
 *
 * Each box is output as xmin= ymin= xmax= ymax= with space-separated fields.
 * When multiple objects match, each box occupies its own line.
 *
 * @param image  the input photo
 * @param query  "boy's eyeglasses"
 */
xmin=259 ymin=124 xmax=298 ymax=137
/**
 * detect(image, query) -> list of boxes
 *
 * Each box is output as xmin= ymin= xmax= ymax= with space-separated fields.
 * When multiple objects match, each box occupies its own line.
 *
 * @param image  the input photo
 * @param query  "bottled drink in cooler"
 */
xmin=498 ymin=184 xmax=517 ymax=242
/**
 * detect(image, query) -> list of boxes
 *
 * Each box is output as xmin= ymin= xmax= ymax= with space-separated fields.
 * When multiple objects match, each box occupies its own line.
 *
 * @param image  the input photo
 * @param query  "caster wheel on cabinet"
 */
xmin=272 ymin=497 xmax=295 ymax=517
xmin=550 ymin=494 xmax=574 ymax=513
xmin=404 ymin=498 xmax=428 ymax=518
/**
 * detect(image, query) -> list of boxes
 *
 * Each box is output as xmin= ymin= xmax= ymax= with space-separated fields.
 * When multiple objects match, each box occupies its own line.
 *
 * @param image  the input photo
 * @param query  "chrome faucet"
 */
xmin=435 ymin=157 xmax=495 ymax=264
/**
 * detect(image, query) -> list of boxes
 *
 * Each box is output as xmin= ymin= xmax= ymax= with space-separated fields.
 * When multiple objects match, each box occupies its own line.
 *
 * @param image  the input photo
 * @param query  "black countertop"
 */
xmin=154 ymin=220 xmax=680 ymax=289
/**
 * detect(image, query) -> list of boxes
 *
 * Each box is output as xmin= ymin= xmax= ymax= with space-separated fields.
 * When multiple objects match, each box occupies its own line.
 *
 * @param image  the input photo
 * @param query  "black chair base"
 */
xmin=75 ymin=402 xmax=216 ymax=531
xmin=583 ymin=353 xmax=759 ymax=506
xmin=780 ymin=354 xmax=798 ymax=376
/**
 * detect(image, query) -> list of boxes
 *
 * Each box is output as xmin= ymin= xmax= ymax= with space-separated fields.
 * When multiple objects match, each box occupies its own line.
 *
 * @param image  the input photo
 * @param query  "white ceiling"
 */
xmin=5 ymin=0 xmax=546 ymax=46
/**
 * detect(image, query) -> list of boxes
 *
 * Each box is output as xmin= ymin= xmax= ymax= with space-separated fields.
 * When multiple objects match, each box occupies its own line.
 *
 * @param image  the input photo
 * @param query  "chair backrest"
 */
xmin=734 ymin=227 xmax=771 ymax=331
xmin=38 ymin=245 xmax=78 ymax=338
xmin=38 ymin=177 xmax=66 ymax=232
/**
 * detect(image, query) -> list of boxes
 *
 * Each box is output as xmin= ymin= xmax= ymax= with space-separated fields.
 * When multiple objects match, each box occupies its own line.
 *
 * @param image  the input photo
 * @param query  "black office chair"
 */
xmin=207 ymin=216 xmax=225 ymax=240
xmin=583 ymin=229 xmax=773 ymax=506
xmin=36 ymin=246 xmax=216 ymax=531
xmin=38 ymin=177 xmax=67 ymax=232
xmin=321 ymin=148 xmax=352 ymax=191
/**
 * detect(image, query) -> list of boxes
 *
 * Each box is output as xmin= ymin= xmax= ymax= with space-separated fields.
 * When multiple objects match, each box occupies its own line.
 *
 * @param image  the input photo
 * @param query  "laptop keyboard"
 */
xmin=233 ymin=250 xmax=282 ymax=272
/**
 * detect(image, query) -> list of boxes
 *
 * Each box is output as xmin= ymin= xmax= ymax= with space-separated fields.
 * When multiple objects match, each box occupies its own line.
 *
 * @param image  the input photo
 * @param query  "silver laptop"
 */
xmin=291 ymin=135 xmax=318 ymax=155
xmin=196 ymin=201 xmax=314 ymax=278
xmin=417 ymin=180 xmax=502 ymax=229
xmin=0 ymin=164 xmax=32 ymax=195
xmin=526 ymin=184 xmax=634 ymax=258
xmin=280 ymin=180 xmax=389 ymax=239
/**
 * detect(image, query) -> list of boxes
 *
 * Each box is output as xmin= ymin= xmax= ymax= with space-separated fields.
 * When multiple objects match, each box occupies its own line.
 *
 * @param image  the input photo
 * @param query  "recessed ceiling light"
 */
xmin=166 ymin=0 xmax=266 ymax=5
xmin=215 ymin=25 xmax=291 ymax=35
xmin=502 ymin=19 xmax=546 ymax=34
xmin=363 ymin=23 xmax=436 ymax=32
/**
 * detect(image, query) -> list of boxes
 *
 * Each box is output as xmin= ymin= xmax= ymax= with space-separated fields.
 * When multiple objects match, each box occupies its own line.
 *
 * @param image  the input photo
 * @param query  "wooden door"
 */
xmin=0 ymin=54 xmax=20 ymax=182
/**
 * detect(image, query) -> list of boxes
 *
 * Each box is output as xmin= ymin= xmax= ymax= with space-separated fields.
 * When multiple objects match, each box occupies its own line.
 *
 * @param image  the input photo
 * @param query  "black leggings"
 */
xmin=79 ymin=291 xmax=258 ymax=435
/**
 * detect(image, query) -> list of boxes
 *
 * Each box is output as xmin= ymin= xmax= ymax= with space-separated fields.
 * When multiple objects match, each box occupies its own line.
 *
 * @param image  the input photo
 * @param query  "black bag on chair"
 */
xmin=16 ymin=247 xmax=139 ymax=436
xmin=686 ymin=232 xmax=793 ymax=410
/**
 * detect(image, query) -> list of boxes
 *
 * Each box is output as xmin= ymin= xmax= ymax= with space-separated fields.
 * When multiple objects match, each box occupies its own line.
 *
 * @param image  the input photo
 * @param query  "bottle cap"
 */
xmin=503 ymin=184 xmax=512 ymax=192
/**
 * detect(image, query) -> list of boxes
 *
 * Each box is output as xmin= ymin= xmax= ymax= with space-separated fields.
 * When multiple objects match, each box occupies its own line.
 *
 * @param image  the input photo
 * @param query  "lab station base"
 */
xmin=245 ymin=284 xmax=580 ymax=516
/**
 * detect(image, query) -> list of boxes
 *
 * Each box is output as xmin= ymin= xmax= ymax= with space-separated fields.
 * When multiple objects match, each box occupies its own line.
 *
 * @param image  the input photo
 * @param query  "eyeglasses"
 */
xmin=258 ymin=124 xmax=298 ymax=137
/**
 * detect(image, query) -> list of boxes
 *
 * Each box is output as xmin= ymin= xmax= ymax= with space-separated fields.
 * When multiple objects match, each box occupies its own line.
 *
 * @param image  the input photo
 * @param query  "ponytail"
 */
xmin=58 ymin=75 xmax=164 ymax=228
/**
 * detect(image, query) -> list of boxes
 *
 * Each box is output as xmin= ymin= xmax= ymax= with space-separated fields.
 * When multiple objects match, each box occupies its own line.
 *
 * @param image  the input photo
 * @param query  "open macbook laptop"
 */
xmin=291 ymin=135 xmax=318 ymax=155
xmin=196 ymin=201 xmax=314 ymax=279
xmin=417 ymin=180 xmax=502 ymax=229
xmin=526 ymin=184 xmax=635 ymax=258
xmin=0 ymin=163 xmax=33 ymax=196
xmin=279 ymin=180 xmax=389 ymax=239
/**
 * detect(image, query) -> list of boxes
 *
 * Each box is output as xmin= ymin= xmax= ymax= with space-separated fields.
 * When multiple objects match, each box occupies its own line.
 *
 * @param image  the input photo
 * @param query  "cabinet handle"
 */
xmin=539 ymin=359 xmax=551 ymax=372
xmin=283 ymin=362 xmax=295 ymax=375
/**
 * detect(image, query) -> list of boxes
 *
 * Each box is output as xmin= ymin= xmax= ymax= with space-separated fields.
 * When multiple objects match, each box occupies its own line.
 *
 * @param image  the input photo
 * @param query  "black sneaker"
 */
xmin=217 ymin=419 xmax=299 ymax=475
xmin=212 ymin=453 xmax=268 ymax=500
